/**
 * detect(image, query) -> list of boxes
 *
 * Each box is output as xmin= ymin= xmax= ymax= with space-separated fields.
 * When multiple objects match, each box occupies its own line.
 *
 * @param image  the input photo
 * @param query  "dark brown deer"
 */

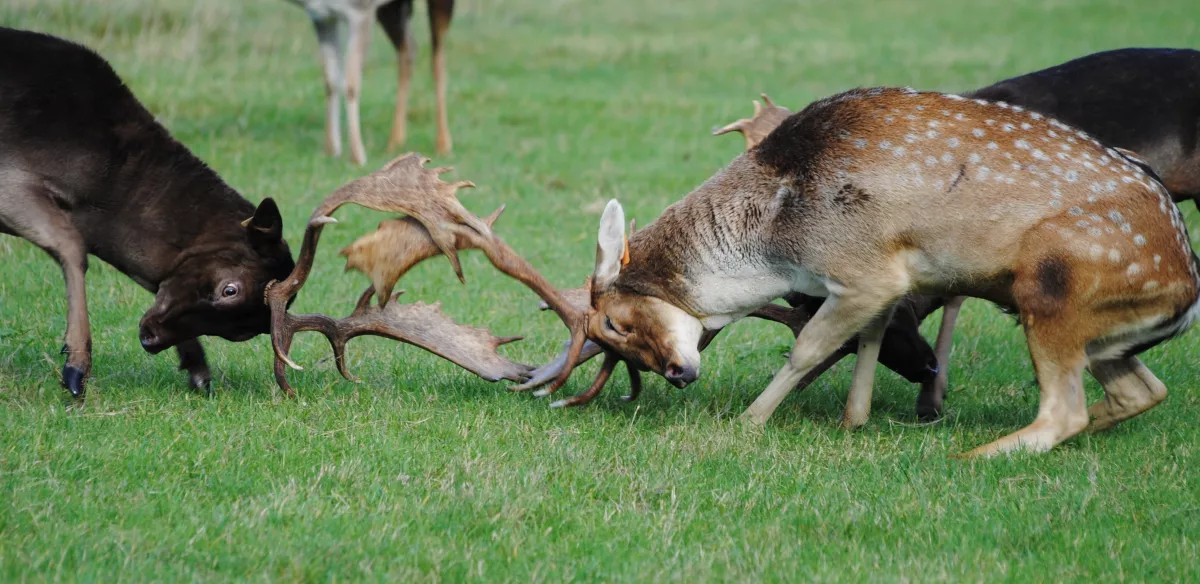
xmin=0 ymin=27 xmax=296 ymax=397
xmin=525 ymin=87 xmax=1200 ymax=456
xmin=285 ymin=0 xmax=455 ymax=166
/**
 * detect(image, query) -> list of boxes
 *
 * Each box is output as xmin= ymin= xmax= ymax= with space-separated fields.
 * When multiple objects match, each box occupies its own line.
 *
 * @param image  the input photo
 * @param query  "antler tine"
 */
xmin=274 ymin=285 xmax=533 ymax=388
xmin=747 ymin=302 xmax=813 ymax=337
xmin=712 ymin=94 xmax=793 ymax=150
xmin=509 ymin=338 xmax=605 ymax=393
xmin=548 ymin=351 xmax=621 ymax=408
xmin=621 ymin=365 xmax=643 ymax=401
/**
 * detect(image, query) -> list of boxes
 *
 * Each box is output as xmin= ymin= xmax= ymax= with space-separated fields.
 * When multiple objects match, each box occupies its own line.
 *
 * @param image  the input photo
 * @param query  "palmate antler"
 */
xmin=265 ymin=153 xmax=591 ymax=396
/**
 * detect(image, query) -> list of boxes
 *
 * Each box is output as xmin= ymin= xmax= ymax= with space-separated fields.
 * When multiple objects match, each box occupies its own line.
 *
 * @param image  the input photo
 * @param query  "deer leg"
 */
xmin=916 ymin=295 xmax=965 ymax=421
xmin=0 ymin=185 xmax=91 ymax=397
xmin=312 ymin=16 xmax=346 ymax=158
xmin=841 ymin=304 xmax=896 ymax=429
xmin=429 ymin=0 xmax=454 ymax=155
xmin=175 ymin=339 xmax=211 ymax=393
xmin=377 ymin=0 xmax=415 ymax=151
xmin=344 ymin=12 xmax=373 ymax=167
xmin=741 ymin=289 xmax=901 ymax=425
xmin=1087 ymin=357 xmax=1167 ymax=432
xmin=960 ymin=321 xmax=1089 ymax=458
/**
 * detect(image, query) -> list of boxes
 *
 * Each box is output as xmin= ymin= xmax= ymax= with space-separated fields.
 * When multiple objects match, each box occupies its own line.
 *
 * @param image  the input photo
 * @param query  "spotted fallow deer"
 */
xmin=533 ymin=87 xmax=1200 ymax=456
xmin=285 ymin=0 xmax=454 ymax=166
xmin=715 ymin=48 xmax=1200 ymax=424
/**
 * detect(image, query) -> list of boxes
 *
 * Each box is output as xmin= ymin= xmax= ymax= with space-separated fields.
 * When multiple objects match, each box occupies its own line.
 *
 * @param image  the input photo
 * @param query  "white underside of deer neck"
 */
xmin=690 ymin=263 xmax=830 ymax=329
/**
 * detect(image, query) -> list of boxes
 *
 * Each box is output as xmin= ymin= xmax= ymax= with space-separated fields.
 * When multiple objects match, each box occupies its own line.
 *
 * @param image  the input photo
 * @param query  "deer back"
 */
xmin=739 ymin=88 xmax=1197 ymax=299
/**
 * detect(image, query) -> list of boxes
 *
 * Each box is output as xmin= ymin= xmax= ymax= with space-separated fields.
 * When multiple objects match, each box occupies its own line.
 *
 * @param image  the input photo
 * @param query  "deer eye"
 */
xmin=604 ymin=316 xmax=627 ymax=337
xmin=221 ymin=283 xmax=240 ymax=298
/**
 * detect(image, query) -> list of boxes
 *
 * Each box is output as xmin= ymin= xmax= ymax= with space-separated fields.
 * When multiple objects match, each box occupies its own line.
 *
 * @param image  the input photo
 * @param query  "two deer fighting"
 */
xmin=3 ymin=22 xmax=1198 ymax=457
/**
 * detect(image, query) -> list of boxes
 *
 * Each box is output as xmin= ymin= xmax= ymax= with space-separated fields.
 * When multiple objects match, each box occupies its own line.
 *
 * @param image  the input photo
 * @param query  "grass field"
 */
xmin=3 ymin=0 xmax=1200 ymax=580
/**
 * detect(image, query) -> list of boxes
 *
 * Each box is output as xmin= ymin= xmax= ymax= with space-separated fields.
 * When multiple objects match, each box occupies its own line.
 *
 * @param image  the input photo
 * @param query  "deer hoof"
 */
xmin=61 ymin=364 xmax=86 ymax=399
xmin=189 ymin=373 xmax=213 ymax=395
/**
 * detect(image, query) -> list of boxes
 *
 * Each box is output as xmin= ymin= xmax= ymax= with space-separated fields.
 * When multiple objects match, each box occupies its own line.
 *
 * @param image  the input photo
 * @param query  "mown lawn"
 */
xmin=2 ymin=0 xmax=1199 ymax=580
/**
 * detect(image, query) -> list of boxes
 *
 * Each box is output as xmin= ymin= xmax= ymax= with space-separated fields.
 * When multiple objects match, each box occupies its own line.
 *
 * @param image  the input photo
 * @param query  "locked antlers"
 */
xmin=265 ymin=154 xmax=542 ymax=395
xmin=266 ymin=153 xmax=593 ymax=397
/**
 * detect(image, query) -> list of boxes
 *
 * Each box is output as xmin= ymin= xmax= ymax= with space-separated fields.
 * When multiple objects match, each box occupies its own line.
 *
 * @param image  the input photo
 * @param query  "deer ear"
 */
xmin=243 ymin=198 xmax=284 ymax=242
xmin=593 ymin=199 xmax=627 ymax=292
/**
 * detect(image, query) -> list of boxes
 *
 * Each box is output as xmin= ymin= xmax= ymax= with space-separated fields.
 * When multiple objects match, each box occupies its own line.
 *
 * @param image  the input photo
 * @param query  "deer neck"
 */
xmin=616 ymin=155 xmax=813 ymax=329
xmin=79 ymin=120 xmax=256 ymax=289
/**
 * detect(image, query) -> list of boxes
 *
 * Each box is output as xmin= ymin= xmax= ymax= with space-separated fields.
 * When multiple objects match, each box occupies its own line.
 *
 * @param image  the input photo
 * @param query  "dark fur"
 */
xmin=0 ymin=27 xmax=295 ymax=395
xmin=965 ymin=48 xmax=1200 ymax=205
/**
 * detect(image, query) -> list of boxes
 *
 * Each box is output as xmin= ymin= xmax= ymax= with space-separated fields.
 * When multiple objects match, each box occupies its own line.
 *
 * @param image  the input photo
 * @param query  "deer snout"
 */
xmin=664 ymin=361 xmax=699 ymax=388
xmin=138 ymin=321 xmax=169 ymax=354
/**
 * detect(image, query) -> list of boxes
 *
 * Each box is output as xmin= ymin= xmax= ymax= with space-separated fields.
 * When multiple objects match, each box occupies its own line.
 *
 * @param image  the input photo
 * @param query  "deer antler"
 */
xmin=712 ymin=94 xmax=793 ymax=150
xmin=264 ymin=153 xmax=559 ymax=396
xmin=268 ymin=286 xmax=530 ymax=395
xmin=269 ymin=153 xmax=593 ymax=397
xmin=340 ymin=206 xmax=506 ymax=305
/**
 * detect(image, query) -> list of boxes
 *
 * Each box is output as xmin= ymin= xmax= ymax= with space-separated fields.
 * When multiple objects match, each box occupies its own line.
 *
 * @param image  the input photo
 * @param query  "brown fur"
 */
xmin=0 ymin=28 xmax=295 ymax=397
xmin=590 ymin=87 xmax=1200 ymax=456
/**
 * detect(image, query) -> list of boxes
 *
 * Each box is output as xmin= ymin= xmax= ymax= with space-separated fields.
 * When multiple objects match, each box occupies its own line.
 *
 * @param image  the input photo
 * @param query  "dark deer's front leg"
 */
xmin=1 ymin=186 xmax=92 ymax=397
xmin=175 ymin=339 xmax=211 ymax=392
xmin=916 ymin=295 xmax=965 ymax=420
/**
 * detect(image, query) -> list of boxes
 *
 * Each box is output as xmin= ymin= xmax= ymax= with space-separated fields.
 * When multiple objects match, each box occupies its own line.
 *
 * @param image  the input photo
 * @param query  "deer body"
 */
xmin=967 ymin=48 xmax=1200 ymax=207
xmin=285 ymin=0 xmax=454 ymax=165
xmin=0 ymin=28 xmax=295 ymax=396
xmin=592 ymin=87 xmax=1199 ymax=456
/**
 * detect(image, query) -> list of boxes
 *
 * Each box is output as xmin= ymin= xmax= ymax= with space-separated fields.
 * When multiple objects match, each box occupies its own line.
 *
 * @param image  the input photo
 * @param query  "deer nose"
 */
xmin=138 ymin=324 xmax=166 ymax=354
xmin=664 ymin=362 xmax=698 ymax=387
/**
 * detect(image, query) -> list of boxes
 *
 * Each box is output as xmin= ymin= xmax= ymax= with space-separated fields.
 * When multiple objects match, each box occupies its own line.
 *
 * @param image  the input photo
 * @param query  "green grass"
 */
xmin=2 ymin=0 xmax=1200 ymax=580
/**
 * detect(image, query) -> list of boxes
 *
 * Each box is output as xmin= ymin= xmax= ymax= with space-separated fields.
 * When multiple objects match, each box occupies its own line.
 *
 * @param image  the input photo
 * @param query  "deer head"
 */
xmin=137 ymin=198 xmax=296 ymax=353
xmin=266 ymin=153 xmax=590 ymax=396
xmin=505 ymin=95 xmax=812 ymax=406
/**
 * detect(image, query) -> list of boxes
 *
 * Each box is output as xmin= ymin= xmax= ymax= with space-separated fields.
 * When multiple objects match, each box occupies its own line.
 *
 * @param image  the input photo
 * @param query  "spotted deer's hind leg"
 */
xmin=428 ymin=0 xmax=454 ymax=155
xmin=961 ymin=240 xmax=1095 ymax=457
xmin=961 ymin=319 xmax=1090 ymax=457
xmin=1087 ymin=357 xmax=1167 ymax=432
